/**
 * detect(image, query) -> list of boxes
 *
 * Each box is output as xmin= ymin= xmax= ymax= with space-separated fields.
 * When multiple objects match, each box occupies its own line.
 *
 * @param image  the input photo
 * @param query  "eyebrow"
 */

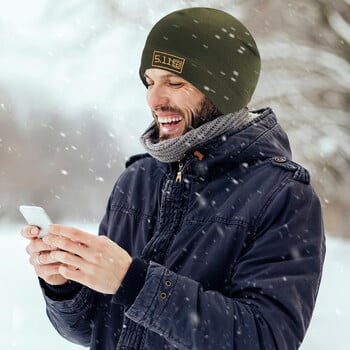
xmin=144 ymin=72 xmax=181 ymax=80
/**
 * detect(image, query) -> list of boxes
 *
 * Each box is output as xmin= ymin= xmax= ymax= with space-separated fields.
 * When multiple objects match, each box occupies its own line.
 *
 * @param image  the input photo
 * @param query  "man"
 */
xmin=22 ymin=7 xmax=325 ymax=350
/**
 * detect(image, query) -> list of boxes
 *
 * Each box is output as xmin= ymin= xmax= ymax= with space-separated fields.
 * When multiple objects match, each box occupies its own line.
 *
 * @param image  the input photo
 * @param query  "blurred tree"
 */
xmin=236 ymin=0 xmax=350 ymax=237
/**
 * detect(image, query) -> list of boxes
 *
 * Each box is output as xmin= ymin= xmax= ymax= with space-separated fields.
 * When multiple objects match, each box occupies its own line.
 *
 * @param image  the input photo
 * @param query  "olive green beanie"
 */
xmin=139 ymin=7 xmax=261 ymax=115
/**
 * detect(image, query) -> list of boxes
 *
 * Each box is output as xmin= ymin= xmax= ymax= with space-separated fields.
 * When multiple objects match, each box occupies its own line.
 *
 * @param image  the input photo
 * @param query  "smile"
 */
xmin=157 ymin=116 xmax=182 ymax=124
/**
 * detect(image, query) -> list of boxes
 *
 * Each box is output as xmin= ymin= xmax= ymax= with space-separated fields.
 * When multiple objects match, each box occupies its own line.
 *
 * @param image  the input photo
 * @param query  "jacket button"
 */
xmin=274 ymin=156 xmax=287 ymax=163
xmin=160 ymin=292 xmax=167 ymax=300
xmin=165 ymin=280 xmax=172 ymax=287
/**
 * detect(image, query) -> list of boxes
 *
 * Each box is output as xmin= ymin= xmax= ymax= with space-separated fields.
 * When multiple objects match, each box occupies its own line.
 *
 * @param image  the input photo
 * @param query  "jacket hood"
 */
xmin=186 ymin=107 xmax=292 ymax=177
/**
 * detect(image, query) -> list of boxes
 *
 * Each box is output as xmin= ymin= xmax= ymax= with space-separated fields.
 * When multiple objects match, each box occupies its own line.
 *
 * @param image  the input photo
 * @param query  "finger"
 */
xmin=43 ymin=234 xmax=89 ymax=258
xmin=21 ymin=226 xmax=40 ymax=239
xmin=35 ymin=263 xmax=63 ymax=278
xmin=49 ymin=250 xmax=85 ymax=270
xmin=29 ymin=252 xmax=45 ymax=267
xmin=32 ymin=250 xmax=62 ymax=265
xmin=26 ymin=239 xmax=57 ymax=256
xmin=29 ymin=252 xmax=59 ymax=267
xmin=47 ymin=225 xmax=95 ymax=246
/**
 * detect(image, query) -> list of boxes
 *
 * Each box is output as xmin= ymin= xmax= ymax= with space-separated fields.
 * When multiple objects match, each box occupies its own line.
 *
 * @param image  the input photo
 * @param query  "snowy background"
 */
xmin=1 ymin=0 xmax=349 ymax=349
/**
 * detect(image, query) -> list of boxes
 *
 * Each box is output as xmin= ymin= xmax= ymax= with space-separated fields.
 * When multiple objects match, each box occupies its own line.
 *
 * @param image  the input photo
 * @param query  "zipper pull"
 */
xmin=176 ymin=161 xmax=184 ymax=183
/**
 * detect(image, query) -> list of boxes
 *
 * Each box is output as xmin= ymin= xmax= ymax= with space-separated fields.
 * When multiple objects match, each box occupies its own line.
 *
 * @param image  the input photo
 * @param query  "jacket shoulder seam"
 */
xmin=270 ymin=157 xmax=310 ymax=184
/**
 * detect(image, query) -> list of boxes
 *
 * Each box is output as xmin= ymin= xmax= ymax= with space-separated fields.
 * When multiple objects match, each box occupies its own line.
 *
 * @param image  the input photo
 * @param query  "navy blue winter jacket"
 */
xmin=41 ymin=108 xmax=325 ymax=349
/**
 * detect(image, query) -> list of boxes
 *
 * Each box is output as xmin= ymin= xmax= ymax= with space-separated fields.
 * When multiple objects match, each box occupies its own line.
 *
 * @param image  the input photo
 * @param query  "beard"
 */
xmin=153 ymin=97 xmax=222 ymax=142
xmin=190 ymin=96 xmax=223 ymax=129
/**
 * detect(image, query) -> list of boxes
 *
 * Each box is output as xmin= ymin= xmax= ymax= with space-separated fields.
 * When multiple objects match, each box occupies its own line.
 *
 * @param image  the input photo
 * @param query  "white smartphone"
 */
xmin=19 ymin=205 xmax=53 ymax=238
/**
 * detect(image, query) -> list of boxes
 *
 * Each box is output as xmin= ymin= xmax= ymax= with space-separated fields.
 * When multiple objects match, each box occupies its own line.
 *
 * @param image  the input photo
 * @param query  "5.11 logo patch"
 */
xmin=152 ymin=50 xmax=186 ymax=74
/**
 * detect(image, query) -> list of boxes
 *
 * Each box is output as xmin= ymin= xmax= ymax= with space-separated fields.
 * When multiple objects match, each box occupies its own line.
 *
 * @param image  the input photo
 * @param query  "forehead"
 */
xmin=144 ymin=68 xmax=184 ymax=80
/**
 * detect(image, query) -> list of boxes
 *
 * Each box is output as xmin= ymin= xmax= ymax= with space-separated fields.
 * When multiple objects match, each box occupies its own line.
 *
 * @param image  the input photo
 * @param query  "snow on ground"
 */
xmin=0 ymin=224 xmax=348 ymax=349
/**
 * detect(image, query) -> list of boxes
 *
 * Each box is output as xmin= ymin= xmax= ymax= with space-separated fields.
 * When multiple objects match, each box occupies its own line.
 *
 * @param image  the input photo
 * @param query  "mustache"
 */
xmin=152 ymin=105 xmax=183 ymax=115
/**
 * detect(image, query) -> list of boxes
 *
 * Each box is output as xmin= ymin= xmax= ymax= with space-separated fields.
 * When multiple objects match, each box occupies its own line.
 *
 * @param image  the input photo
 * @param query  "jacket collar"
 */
xmin=182 ymin=108 xmax=292 ymax=180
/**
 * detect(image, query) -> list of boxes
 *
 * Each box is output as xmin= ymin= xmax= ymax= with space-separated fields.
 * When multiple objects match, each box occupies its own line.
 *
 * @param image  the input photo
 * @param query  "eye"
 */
xmin=168 ymin=81 xmax=184 ymax=88
xmin=146 ymin=80 xmax=154 ymax=88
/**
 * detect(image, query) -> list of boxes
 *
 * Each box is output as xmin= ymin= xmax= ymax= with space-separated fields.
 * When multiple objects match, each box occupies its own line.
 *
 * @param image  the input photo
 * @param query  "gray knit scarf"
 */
xmin=140 ymin=107 xmax=253 ymax=163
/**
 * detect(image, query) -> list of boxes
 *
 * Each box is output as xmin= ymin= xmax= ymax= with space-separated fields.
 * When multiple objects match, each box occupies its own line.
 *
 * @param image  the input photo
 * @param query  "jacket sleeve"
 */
xmin=39 ymin=200 xmax=113 ymax=347
xmin=115 ymin=179 xmax=325 ymax=350
xmin=40 ymin=282 xmax=96 ymax=346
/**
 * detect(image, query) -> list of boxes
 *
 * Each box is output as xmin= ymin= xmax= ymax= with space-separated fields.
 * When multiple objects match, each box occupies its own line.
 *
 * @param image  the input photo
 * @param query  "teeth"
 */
xmin=158 ymin=116 xmax=182 ymax=124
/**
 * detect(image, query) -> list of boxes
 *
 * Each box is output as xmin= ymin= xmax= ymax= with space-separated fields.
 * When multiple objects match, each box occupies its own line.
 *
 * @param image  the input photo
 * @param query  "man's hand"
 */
xmin=41 ymin=225 xmax=132 ymax=294
xmin=22 ymin=225 xmax=132 ymax=294
xmin=21 ymin=225 xmax=69 ymax=286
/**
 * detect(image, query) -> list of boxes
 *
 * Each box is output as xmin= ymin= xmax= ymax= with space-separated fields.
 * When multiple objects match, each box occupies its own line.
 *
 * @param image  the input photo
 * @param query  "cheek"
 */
xmin=182 ymin=97 xmax=203 ymax=126
xmin=182 ymin=108 xmax=194 ymax=129
xmin=180 ymin=89 xmax=202 ymax=118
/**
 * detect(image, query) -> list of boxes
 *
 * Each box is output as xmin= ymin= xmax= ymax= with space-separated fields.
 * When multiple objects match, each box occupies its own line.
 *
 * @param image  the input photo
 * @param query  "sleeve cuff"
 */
xmin=113 ymin=257 xmax=149 ymax=308
xmin=39 ymin=278 xmax=82 ymax=301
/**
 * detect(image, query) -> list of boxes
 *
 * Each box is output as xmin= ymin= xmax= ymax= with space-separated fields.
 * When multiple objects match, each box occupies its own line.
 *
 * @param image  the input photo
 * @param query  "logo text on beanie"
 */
xmin=152 ymin=50 xmax=185 ymax=74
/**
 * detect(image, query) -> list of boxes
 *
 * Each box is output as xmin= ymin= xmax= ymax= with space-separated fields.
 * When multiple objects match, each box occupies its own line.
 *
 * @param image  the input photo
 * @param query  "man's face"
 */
xmin=144 ymin=68 xmax=208 ymax=141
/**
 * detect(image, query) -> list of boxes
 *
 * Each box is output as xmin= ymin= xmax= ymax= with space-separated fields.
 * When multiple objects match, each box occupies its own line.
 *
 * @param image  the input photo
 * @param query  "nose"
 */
xmin=147 ymin=84 xmax=170 ymax=110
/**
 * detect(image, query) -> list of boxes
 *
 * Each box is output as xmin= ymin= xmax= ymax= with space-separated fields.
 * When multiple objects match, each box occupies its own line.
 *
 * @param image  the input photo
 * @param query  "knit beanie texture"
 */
xmin=139 ymin=7 xmax=261 ymax=114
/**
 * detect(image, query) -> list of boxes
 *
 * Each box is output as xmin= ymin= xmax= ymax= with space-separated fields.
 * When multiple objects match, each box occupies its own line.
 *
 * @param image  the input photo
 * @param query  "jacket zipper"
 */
xmin=175 ymin=161 xmax=184 ymax=182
